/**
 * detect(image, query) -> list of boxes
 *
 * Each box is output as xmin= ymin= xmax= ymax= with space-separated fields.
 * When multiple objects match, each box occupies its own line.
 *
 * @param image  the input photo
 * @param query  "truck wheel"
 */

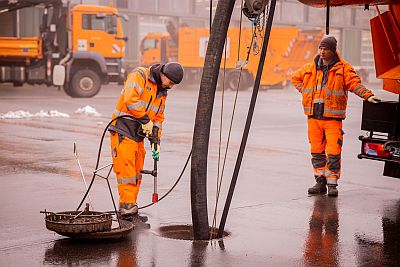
xmin=65 ymin=69 xmax=101 ymax=98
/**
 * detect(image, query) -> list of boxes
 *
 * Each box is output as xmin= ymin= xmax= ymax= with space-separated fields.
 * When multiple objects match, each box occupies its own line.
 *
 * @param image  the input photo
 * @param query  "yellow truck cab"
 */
xmin=0 ymin=1 xmax=127 ymax=97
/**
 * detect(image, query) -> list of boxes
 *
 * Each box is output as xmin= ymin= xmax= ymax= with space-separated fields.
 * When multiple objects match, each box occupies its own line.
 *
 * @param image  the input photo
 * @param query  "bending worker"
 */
xmin=109 ymin=62 xmax=184 ymax=217
xmin=291 ymin=36 xmax=380 ymax=197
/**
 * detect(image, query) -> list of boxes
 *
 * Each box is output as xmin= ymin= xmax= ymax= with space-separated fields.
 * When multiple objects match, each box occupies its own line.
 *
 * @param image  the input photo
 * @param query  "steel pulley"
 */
xmin=242 ymin=0 xmax=269 ymax=19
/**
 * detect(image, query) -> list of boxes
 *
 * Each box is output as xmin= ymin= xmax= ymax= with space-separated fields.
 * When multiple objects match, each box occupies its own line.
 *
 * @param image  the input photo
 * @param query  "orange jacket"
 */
xmin=292 ymin=56 xmax=373 ymax=119
xmin=111 ymin=65 xmax=166 ymax=141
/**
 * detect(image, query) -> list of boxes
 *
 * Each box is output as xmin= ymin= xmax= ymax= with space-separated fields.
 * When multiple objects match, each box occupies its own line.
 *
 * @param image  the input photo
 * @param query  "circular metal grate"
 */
xmin=45 ymin=210 xmax=112 ymax=235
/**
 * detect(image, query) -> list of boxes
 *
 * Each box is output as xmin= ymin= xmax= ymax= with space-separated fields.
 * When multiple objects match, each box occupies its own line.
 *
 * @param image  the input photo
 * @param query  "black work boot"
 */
xmin=327 ymin=184 xmax=338 ymax=197
xmin=308 ymin=176 xmax=327 ymax=195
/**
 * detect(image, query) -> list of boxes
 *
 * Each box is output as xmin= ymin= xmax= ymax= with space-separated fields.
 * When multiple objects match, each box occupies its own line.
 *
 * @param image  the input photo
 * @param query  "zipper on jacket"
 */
xmin=146 ymin=95 xmax=153 ymax=111
xmin=155 ymin=99 xmax=162 ymax=116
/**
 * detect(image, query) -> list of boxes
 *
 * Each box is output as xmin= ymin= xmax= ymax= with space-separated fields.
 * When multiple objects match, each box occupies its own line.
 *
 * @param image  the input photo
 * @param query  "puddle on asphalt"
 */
xmin=158 ymin=225 xmax=229 ymax=240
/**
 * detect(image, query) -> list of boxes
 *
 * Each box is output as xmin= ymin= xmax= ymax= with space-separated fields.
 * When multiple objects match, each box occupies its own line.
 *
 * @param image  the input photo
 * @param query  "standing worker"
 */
xmin=291 ymin=36 xmax=380 ymax=197
xmin=109 ymin=62 xmax=184 ymax=218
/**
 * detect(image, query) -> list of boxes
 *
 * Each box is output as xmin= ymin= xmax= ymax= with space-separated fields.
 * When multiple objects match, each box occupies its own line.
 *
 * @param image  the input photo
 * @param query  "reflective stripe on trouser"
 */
xmin=308 ymin=118 xmax=343 ymax=184
xmin=110 ymin=132 xmax=145 ymax=204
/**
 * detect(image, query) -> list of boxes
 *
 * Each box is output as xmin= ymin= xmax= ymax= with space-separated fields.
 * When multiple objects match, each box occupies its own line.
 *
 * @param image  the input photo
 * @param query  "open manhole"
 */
xmin=158 ymin=225 xmax=229 ymax=240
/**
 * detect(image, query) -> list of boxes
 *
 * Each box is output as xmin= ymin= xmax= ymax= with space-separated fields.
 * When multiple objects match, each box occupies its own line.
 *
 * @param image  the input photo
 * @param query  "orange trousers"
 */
xmin=110 ymin=132 xmax=145 ymax=206
xmin=307 ymin=118 xmax=343 ymax=185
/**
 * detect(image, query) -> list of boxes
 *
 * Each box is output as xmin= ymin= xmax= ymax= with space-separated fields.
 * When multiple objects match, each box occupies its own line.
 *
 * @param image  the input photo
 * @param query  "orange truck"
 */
xmin=0 ymin=0 xmax=127 ymax=97
xmin=140 ymin=26 xmax=322 ymax=90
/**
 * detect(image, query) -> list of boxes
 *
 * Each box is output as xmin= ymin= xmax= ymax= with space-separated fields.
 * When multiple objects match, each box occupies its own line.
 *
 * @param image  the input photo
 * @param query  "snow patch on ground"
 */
xmin=0 ymin=110 xmax=70 ymax=119
xmin=0 ymin=105 xmax=101 ymax=119
xmin=74 ymin=105 xmax=101 ymax=117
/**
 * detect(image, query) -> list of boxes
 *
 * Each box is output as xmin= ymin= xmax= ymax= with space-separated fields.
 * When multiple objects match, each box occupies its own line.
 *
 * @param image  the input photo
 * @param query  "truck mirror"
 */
xmin=53 ymin=65 xmax=65 ymax=86
xmin=96 ymin=13 xmax=106 ymax=19
xmin=115 ymin=36 xmax=128 ymax=42
xmin=115 ymin=13 xmax=129 ymax=22
xmin=121 ymin=14 xmax=129 ymax=21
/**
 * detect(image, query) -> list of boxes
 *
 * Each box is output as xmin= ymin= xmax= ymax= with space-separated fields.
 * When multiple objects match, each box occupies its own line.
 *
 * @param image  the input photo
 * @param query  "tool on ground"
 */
xmin=73 ymin=142 xmax=93 ymax=209
xmin=141 ymin=157 xmax=158 ymax=203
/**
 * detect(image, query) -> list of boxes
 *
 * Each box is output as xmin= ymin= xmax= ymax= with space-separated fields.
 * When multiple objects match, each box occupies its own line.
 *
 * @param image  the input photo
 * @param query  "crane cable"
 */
xmin=210 ymin=0 xmax=259 ymax=239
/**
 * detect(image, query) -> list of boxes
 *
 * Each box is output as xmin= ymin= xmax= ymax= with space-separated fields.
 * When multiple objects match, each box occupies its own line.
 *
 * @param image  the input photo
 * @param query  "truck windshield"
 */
xmin=143 ymin=38 xmax=158 ymax=51
xmin=82 ymin=14 xmax=118 ymax=34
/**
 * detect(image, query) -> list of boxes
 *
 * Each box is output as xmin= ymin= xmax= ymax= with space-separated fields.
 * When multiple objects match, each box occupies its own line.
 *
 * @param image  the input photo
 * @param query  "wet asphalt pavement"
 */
xmin=1 ymin=82 xmax=400 ymax=266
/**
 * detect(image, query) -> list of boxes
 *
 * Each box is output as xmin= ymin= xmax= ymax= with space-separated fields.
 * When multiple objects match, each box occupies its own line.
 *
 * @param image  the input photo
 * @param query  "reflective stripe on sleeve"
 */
xmin=296 ymin=83 xmax=303 ymax=91
xmin=125 ymin=82 xmax=144 ymax=95
xmin=127 ymin=100 xmax=146 ymax=111
xmin=353 ymin=85 xmax=365 ymax=95
xmin=113 ymin=109 xmax=133 ymax=118
xmin=358 ymin=88 xmax=368 ymax=97
xmin=301 ymin=88 xmax=313 ymax=93
xmin=147 ymin=104 xmax=161 ymax=113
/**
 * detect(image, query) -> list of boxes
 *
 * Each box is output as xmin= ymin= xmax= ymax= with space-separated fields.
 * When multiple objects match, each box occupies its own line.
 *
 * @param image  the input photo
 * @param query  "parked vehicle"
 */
xmin=0 ymin=0 xmax=127 ymax=97
xmin=140 ymin=25 xmax=322 ymax=90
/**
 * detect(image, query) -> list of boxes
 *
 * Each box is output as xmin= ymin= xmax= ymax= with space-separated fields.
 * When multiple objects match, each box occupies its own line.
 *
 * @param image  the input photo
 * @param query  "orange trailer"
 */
xmin=140 ymin=26 xmax=322 ymax=90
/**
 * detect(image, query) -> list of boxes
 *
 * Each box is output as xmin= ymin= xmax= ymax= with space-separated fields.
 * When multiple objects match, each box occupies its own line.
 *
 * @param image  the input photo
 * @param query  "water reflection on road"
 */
xmin=303 ymin=196 xmax=339 ymax=267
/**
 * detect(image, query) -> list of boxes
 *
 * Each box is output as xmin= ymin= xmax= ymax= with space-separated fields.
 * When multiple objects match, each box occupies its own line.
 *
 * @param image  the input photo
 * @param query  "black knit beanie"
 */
xmin=161 ymin=62 xmax=184 ymax=84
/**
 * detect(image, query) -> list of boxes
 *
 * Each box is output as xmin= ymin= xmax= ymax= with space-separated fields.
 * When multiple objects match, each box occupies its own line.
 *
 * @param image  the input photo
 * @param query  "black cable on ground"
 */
xmin=139 ymin=150 xmax=192 ymax=209
xmin=77 ymin=115 xmax=190 ymax=212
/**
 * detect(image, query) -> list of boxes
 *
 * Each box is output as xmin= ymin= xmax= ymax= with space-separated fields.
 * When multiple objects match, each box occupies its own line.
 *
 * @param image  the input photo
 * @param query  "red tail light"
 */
xmin=363 ymin=142 xmax=391 ymax=158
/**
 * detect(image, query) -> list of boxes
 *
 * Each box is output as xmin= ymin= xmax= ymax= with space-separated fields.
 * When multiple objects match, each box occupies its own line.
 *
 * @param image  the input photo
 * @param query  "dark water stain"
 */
xmin=0 ymin=155 xmax=73 ymax=176
xmin=355 ymin=199 xmax=400 ymax=266
xmin=43 ymin=237 xmax=134 ymax=266
xmin=30 ymin=137 xmax=59 ymax=142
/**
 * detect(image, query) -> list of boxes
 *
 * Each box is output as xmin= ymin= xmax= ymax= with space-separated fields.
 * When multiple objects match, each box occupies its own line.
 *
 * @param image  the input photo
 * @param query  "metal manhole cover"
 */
xmin=45 ymin=210 xmax=113 ymax=234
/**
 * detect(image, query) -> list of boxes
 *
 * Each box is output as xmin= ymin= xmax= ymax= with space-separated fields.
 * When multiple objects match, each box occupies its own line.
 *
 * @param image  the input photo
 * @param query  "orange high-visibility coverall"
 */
xmin=292 ymin=55 xmax=373 ymax=184
xmin=110 ymin=66 xmax=166 ymax=206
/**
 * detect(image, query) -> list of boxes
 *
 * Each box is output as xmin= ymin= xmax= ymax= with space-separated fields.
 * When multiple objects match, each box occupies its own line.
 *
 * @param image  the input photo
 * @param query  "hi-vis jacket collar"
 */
xmin=314 ymin=53 xmax=340 ymax=71
xmin=149 ymin=64 xmax=168 ymax=98
xmin=149 ymin=70 xmax=157 ymax=84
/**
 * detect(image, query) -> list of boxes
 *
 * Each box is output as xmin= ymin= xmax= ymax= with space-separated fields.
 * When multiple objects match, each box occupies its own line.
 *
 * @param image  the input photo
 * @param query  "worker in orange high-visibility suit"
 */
xmin=109 ymin=62 xmax=184 ymax=217
xmin=292 ymin=36 xmax=381 ymax=197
